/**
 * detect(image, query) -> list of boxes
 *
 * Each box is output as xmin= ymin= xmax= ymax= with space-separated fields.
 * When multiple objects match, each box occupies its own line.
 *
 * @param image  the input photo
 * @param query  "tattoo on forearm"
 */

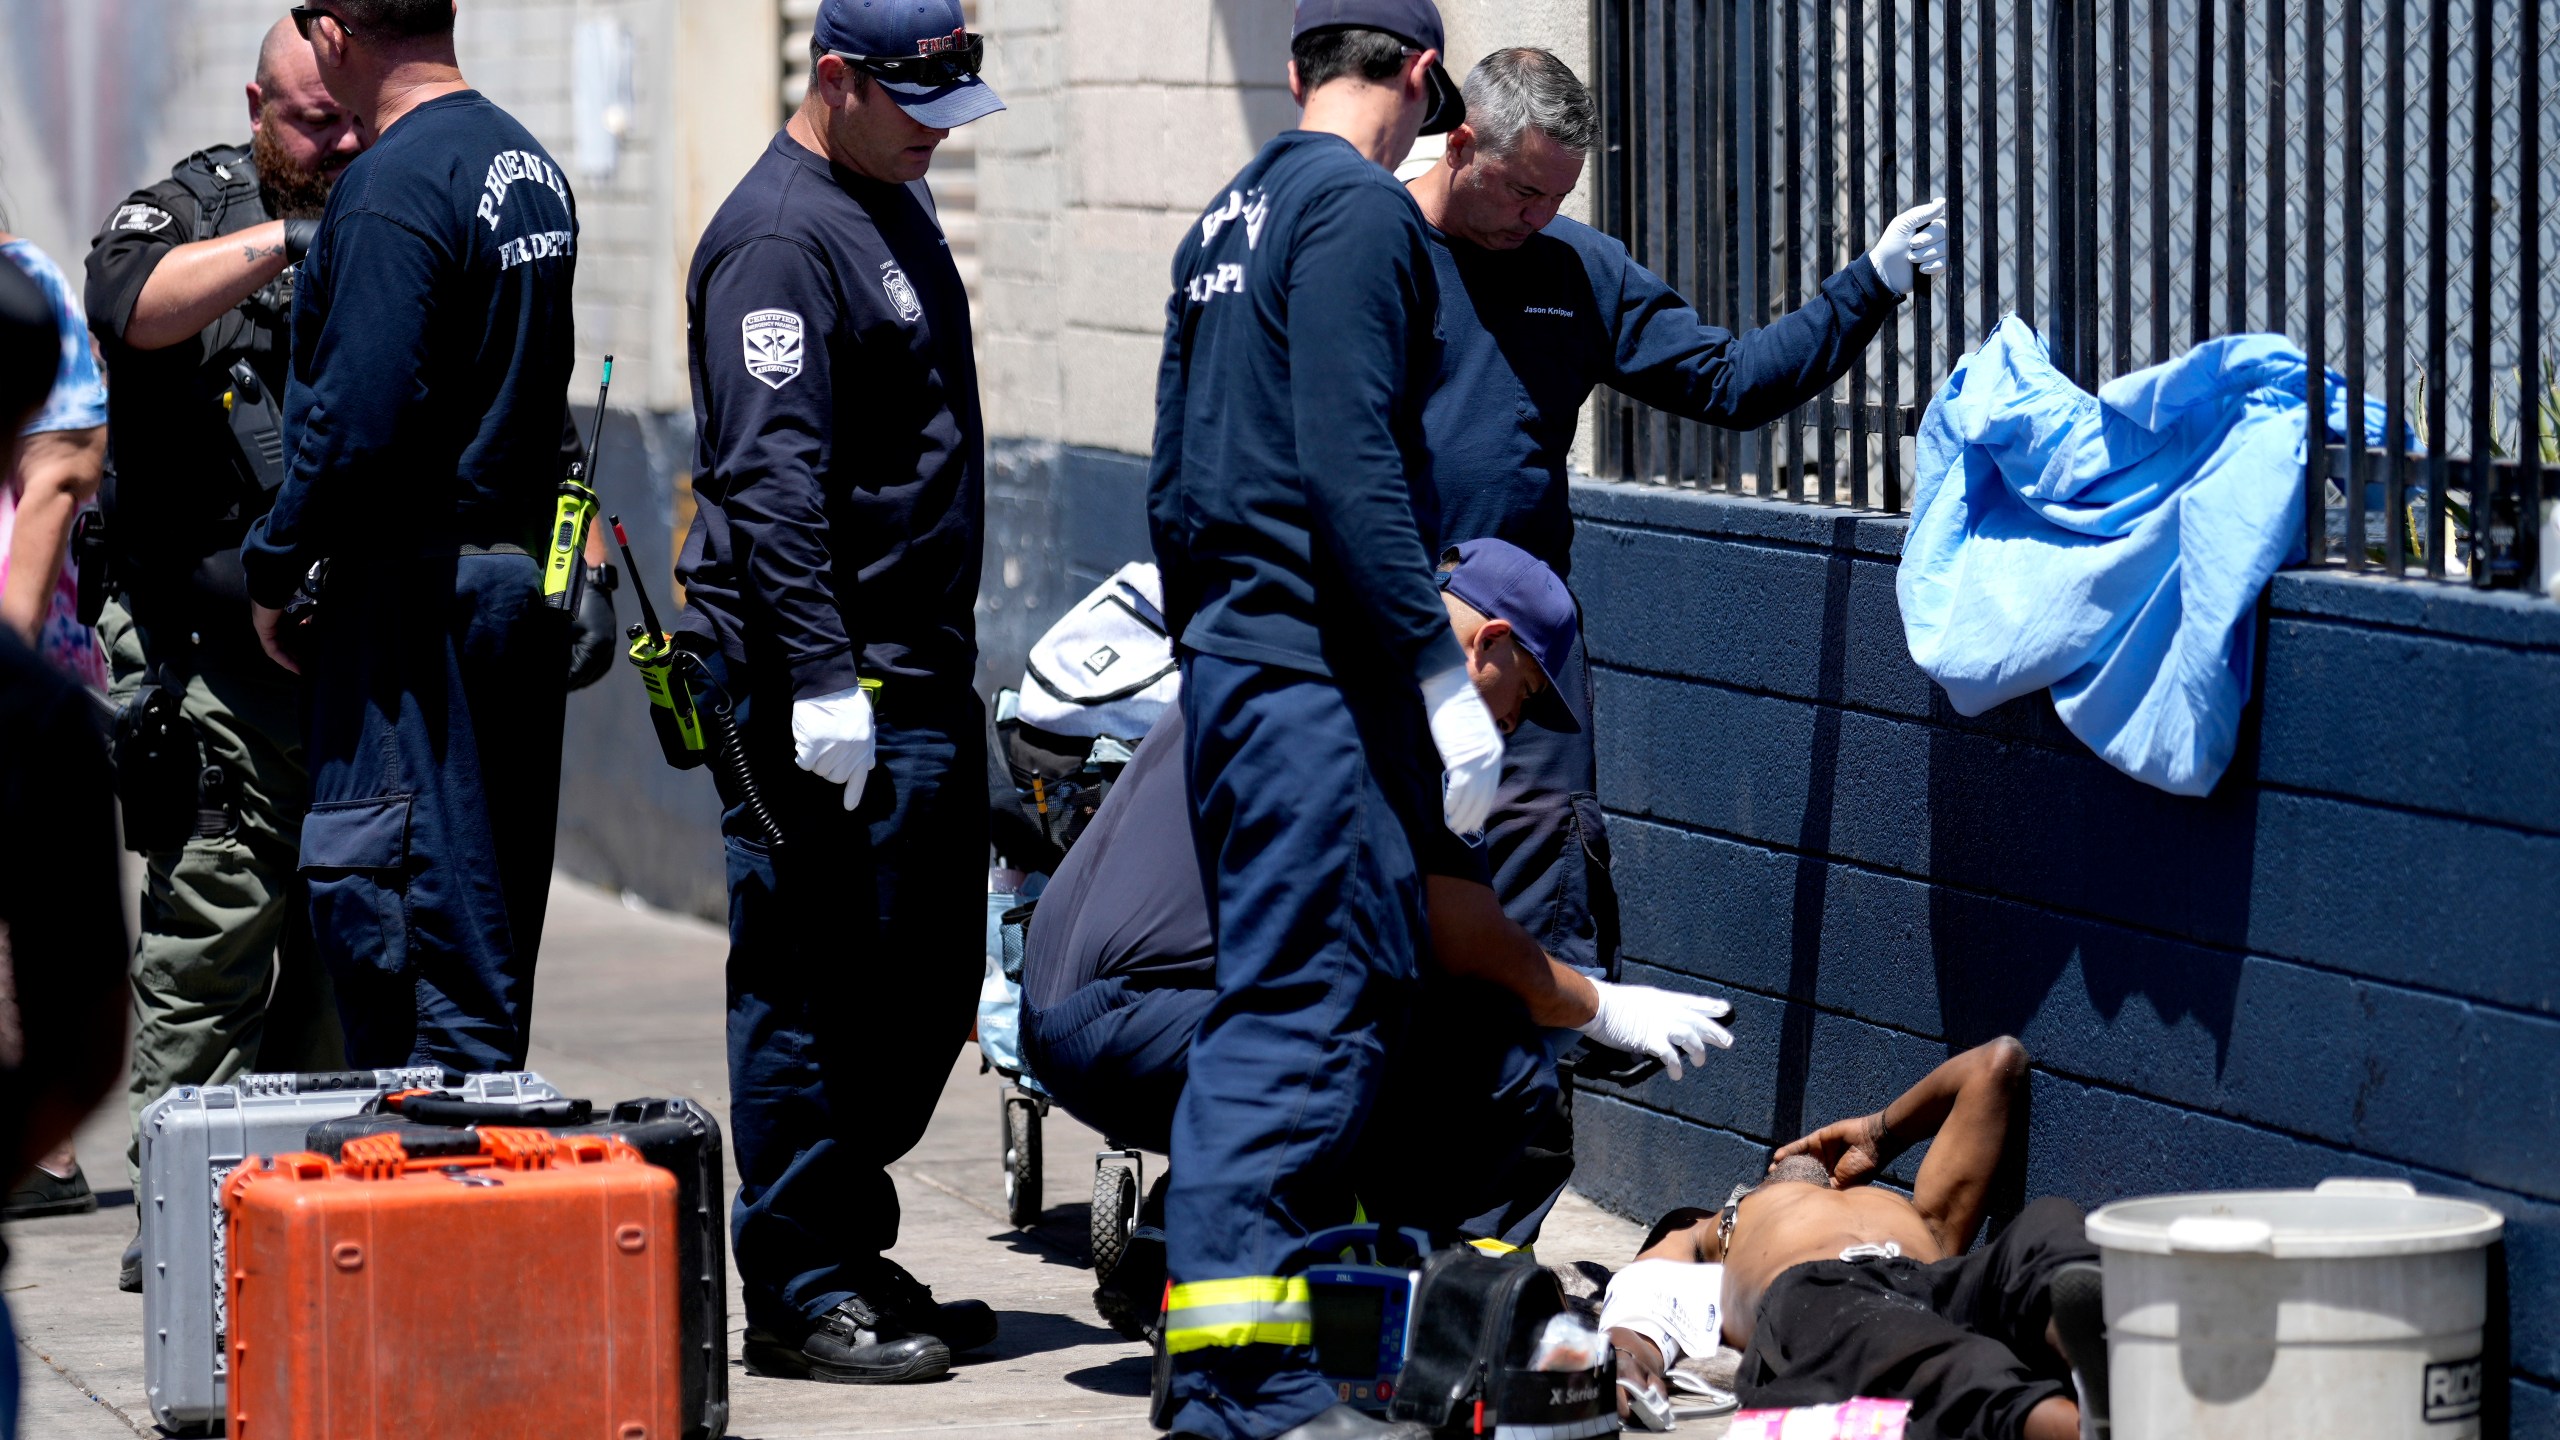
xmin=242 ymin=242 xmax=285 ymax=261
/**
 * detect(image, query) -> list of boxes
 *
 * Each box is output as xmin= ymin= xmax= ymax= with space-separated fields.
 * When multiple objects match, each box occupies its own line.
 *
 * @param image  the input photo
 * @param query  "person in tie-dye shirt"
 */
xmin=0 ymin=234 xmax=108 ymax=689
xmin=0 ymin=231 xmax=109 ymax=1224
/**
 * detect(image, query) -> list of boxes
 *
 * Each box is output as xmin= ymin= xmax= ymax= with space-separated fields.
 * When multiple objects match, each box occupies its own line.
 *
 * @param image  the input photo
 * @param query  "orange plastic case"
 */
xmin=220 ymin=1127 xmax=681 ymax=1439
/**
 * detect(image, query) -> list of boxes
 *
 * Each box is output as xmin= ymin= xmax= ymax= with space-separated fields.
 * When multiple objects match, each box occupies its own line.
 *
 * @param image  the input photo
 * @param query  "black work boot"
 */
xmin=866 ymin=1257 xmax=999 ymax=1353
xmin=2048 ymin=1260 xmax=2110 ymax=1440
xmin=1179 ymin=1405 xmax=1433 ymax=1440
xmin=117 ymin=1222 xmax=143 ymax=1293
xmin=741 ymin=1297 xmax=951 ymax=1384
xmin=3 ymin=1161 xmax=95 ymax=1220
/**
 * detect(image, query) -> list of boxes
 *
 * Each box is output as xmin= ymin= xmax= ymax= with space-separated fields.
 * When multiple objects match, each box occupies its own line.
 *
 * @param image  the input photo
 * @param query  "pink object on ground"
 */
xmin=1726 ymin=1397 xmax=1913 ymax=1439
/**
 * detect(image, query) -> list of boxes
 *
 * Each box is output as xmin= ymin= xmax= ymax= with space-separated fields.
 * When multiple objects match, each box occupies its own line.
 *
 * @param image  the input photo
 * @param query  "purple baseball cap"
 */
xmin=815 ymin=0 xmax=1006 ymax=130
xmin=1292 ymin=0 xmax=1466 ymax=135
xmin=1438 ymin=539 xmax=1579 ymax=682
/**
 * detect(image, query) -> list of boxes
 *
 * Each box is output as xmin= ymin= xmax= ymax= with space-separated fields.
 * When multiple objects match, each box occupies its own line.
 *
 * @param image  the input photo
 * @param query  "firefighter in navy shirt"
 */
xmin=674 ymin=0 xmax=1002 ymax=1388
xmin=240 ymin=0 xmax=578 ymax=1073
xmin=1402 ymin=47 xmax=1950 ymax=982
xmin=1146 ymin=5 xmax=1509 ymax=1438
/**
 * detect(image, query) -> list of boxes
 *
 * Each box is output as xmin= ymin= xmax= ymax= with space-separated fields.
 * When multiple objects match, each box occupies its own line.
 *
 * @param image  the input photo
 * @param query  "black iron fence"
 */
xmin=1588 ymin=0 xmax=2556 ymax=589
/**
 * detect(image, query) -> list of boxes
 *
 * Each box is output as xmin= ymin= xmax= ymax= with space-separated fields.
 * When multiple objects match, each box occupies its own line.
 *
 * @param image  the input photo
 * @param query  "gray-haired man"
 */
xmin=1404 ymin=46 xmax=1951 ymax=984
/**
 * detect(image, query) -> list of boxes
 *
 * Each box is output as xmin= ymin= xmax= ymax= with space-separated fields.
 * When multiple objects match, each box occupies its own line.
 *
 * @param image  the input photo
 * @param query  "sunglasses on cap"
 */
xmin=827 ymin=30 xmax=985 ymax=87
xmin=288 ymin=5 xmax=354 ymax=39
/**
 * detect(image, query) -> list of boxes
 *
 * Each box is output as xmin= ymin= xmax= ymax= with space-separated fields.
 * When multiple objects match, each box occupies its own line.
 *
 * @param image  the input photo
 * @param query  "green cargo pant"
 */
xmin=102 ymin=599 xmax=343 ymax=1183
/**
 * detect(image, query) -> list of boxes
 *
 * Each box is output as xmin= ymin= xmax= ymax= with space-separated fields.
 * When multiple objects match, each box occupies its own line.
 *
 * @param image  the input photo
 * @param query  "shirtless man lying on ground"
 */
xmin=1598 ymin=1038 xmax=2109 ymax=1440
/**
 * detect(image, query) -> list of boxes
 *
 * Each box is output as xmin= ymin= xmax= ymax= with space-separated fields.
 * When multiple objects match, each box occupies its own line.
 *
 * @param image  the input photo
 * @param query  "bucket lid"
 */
xmin=2086 ymin=1179 xmax=2504 ymax=1260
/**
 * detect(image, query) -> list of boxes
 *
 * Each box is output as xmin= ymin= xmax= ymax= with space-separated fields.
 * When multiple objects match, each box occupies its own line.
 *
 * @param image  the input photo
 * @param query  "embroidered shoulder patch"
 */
xmin=742 ymin=309 xmax=805 ymax=389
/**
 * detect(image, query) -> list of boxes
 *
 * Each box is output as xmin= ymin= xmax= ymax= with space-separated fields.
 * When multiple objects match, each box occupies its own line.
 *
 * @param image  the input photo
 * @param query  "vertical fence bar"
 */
xmin=1594 ymin=0 xmax=1627 ymax=477
xmin=2193 ymin=0 xmax=2215 ymax=343
xmin=1909 ymin=0 xmax=1935 ymax=511
xmin=2425 ymin=0 xmax=2450 ymax=577
xmin=1882 ymin=0 xmax=1902 ymax=511
xmin=1787 ymin=0 xmax=1806 ymax=499
xmin=2048 ymin=0 xmax=2074 ymax=370
xmin=2225 ymin=0 xmax=2246 ymax=330
xmin=2015 ymin=0 xmax=2036 ymax=324
xmin=1850 ymin=0 xmax=1870 ymax=506
xmin=2345 ymin=0 xmax=2368 ymax=570
xmin=2306 ymin=0 xmax=2328 ymax=566
xmin=1742 ymin=0 xmax=1767 ymax=491
xmin=1671 ymin=0 xmax=1699 ymax=484
xmin=2521 ymin=0 xmax=2545 ymax=583
xmin=2468 ymin=0 xmax=2498 ymax=582
xmin=1717 ymin=0 xmax=1741 ymax=490
xmin=1818 ymin=0 xmax=1840 ymax=500
xmin=2266 ymin=0 xmax=2287 ymax=333
xmin=2149 ymin=0 xmax=2170 ymax=362
xmin=2078 ymin=0 xmax=2100 ymax=381
xmin=1948 ymin=0 xmax=1966 ymax=368
xmin=2387 ymin=0 xmax=2409 ymax=574
xmin=2111 ymin=0 xmax=2132 ymax=377
xmin=1981 ymin=0 xmax=2001 ymax=339
xmin=1641 ymin=0 xmax=1670 ymax=483
xmin=1752 ymin=0 xmax=1775 ymax=492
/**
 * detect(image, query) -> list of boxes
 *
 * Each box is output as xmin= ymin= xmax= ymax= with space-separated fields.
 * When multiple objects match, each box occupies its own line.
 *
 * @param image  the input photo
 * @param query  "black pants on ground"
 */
xmin=1735 ymin=1196 xmax=2095 ymax=1440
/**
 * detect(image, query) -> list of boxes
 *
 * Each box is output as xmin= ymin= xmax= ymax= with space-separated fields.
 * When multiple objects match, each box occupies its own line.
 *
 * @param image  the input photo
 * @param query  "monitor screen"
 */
xmin=1311 ymin=1281 xmax=1387 ymax=1378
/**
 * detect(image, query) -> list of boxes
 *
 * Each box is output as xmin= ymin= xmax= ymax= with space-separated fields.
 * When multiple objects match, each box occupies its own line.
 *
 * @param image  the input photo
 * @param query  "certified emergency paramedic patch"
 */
xmin=879 ymin=262 xmax=924 ymax=324
xmin=112 ymin=203 xmax=176 ymax=234
xmin=742 ymin=309 xmax=804 ymax=389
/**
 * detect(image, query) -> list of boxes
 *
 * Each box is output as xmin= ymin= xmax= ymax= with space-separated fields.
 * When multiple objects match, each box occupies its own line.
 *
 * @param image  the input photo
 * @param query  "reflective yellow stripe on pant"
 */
xmin=1162 ymin=1276 xmax=1314 ymax=1354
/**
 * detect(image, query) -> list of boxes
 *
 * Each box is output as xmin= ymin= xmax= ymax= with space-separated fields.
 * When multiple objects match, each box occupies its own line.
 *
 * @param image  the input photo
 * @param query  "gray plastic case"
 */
xmin=136 ymin=1068 xmax=560 ymax=1435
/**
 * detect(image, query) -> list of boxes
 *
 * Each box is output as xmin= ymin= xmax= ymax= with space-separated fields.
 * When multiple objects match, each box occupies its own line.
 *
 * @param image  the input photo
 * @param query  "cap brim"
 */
xmin=881 ymin=74 xmax=1007 ymax=129
xmin=1419 ymin=61 xmax=1465 ymax=135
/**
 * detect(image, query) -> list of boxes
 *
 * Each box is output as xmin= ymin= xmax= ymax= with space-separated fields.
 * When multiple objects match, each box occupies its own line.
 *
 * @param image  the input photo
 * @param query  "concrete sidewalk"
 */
xmin=9 ymin=875 xmax=1655 ymax=1439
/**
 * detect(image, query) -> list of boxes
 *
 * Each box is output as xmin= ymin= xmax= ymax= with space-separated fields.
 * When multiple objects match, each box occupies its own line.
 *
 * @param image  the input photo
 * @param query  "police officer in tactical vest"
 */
xmin=82 ymin=17 xmax=360 ymax=1292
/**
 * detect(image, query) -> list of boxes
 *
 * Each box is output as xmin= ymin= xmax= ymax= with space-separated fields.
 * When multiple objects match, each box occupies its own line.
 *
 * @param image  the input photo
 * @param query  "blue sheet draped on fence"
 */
xmin=1902 ymin=316 xmax=2389 ymax=795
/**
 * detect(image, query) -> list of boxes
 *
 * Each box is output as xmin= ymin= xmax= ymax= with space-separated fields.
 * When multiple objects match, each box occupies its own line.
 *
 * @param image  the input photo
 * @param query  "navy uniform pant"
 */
xmin=299 ymin=552 xmax=563 ymax=1073
xmin=1025 ymin=973 xmax=1569 ymax=1248
xmin=718 ymin=663 xmax=987 ymax=1335
xmin=1481 ymin=637 xmax=1618 ymax=976
xmin=1163 ymin=653 xmax=1435 ymax=1440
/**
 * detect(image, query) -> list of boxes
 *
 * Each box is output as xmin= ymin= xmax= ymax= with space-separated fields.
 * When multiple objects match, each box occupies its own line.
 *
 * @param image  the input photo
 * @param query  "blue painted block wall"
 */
xmin=1562 ymin=478 xmax=2560 ymax=1428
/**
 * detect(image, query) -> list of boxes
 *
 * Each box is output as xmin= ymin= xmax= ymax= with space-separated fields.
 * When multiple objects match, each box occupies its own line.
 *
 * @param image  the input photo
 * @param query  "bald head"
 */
xmin=248 ymin=17 xmax=361 ymax=217
xmin=255 ymin=15 xmax=310 ymax=95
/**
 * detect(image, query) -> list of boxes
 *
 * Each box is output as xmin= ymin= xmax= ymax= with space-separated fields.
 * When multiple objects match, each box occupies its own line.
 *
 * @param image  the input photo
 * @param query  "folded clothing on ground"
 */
xmin=1903 ymin=316 xmax=2390 ymax=795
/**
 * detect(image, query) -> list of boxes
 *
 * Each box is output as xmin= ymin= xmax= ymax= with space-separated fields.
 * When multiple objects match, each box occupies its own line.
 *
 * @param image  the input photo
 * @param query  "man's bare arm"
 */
xmin=124 ymin=220 xmax=293 ymax=351
xmin=1773 ymin=1036 xmax=2029 ymax=1251
xmin=1424 ymin=874 xmax=1598 ymax=1028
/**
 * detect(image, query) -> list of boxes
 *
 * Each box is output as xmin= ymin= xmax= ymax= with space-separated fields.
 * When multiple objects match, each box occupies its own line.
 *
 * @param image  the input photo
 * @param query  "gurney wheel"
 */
xmin=1002 ymin=1091 xmax=1043 ymax=1227
xmin=1091 ymin=1159 xmax=1138 ymax=1278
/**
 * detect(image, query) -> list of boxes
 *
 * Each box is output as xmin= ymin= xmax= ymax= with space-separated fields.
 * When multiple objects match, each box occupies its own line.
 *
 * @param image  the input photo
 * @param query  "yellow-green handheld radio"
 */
xmin=610 ymin=514 xmax=703 ymax=760
xmin=542 ymin=356 xmax=614 ymax=610
xmin=608 ymin=514 xmax=790 ymax=851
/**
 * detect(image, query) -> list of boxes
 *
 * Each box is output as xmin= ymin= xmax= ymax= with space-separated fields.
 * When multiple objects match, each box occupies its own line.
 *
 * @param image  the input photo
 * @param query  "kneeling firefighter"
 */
xmin=1019 ymin=541 xmax=1741 ymax=1337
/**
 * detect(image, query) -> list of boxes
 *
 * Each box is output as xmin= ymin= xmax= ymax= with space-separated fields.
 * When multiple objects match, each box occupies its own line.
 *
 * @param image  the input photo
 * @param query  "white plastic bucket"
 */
xmin=2086 ymin=1179 xmax=2504 ymax=1440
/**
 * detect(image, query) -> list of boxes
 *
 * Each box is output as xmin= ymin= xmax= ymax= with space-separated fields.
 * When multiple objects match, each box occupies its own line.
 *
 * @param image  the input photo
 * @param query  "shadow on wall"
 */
xmin=1759 ymin=511 xmax=2254 ymax=1166
xmin=1916 ymin=648 xmax=2263 ymax=1084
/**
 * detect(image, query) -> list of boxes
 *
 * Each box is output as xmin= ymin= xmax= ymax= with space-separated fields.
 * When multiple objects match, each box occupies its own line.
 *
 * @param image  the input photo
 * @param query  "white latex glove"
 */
xmin=1576 ymin=981 xmax=1735 ymax=1081
xmin=1420 ymin=662 xmax=1505 ymax=837
xmin=791 ymin=684 xmax=876 ymax=811
xmin=1867 ymin=197 xmax=1950 ymax=294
